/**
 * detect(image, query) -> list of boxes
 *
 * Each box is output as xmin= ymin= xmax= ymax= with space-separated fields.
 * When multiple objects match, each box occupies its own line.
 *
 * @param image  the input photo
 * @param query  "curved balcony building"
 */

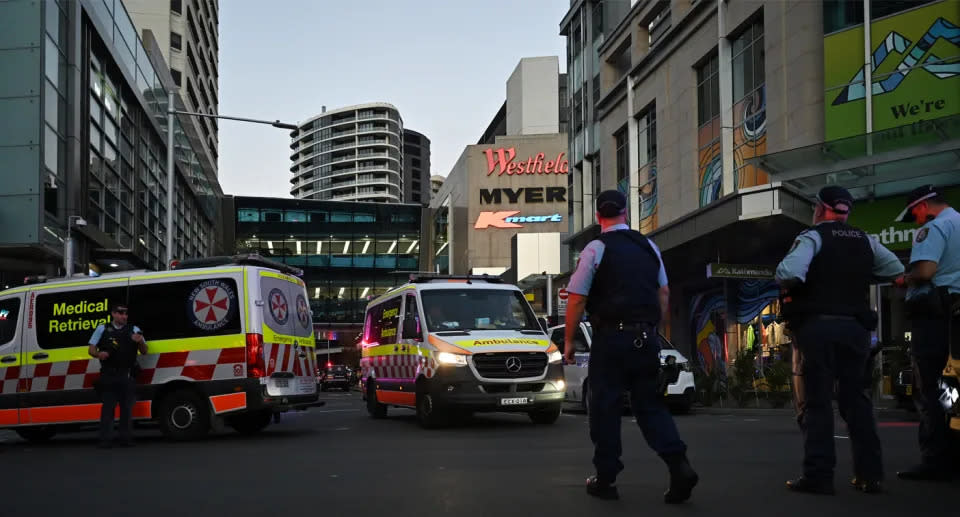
xmin=290 ymin=103 xmax=403 ymax=203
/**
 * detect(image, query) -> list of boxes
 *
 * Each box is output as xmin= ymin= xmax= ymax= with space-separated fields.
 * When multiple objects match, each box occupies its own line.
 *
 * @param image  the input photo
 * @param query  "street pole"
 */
xmin=64 ymin=224 xmax=74 ymax=277
xmin=545 ymin=273 xmax=552 ymax=320
xmin=165 ymin=90 xmax=175 ymax=270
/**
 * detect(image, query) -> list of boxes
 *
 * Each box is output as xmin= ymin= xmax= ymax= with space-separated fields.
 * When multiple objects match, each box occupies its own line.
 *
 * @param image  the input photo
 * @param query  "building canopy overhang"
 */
xmin=749 ymin=115 xmax=960 ymax=201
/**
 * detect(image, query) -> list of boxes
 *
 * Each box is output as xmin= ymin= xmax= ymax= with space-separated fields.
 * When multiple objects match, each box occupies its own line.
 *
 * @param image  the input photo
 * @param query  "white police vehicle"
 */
xmin=549 ymin=322 xmax=696 ymax=414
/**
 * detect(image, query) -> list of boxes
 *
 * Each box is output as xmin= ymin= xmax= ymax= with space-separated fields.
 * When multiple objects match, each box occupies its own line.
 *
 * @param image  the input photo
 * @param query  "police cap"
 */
xmin=596 ymin=190 xmax=627 ymax=218
xmin=816 ymin=185 xmax=854 ymax=215
xmin=895 ymin=184 xmax=942 ymax=223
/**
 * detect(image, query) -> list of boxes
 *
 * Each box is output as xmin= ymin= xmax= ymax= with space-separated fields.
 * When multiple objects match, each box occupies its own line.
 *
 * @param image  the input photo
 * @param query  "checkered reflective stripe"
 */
xmin=361 ymin=352 xmax=437 ymax=380
xmin=263 ymin=342 xmax=315 ymax=377
xmin=2 ymin=347 xmax=249 ymax=393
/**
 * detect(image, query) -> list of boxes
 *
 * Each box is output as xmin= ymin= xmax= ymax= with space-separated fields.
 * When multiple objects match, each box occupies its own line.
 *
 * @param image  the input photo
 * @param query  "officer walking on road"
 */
xmin=87 ymin=303 xmax=148 ymax=448
xmin=564 ymin=190 xmax=698 ymax=505
xmin=893 ymin=185 xmax=960 ymax=481
xmin=776 ymin=186 xmax=904 ymax=495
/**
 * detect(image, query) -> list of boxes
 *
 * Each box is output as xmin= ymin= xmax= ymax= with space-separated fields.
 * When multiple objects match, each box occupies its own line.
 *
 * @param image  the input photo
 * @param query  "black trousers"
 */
xmin=910 ymin=316 xmax=950 ymax=467
xmin=588 ymin=328 xmax=687 ymax=483
xmin=794 ymin=317 xmax=883 ymax=483
xmin=98 ymin=370 xmax=136 ymax=443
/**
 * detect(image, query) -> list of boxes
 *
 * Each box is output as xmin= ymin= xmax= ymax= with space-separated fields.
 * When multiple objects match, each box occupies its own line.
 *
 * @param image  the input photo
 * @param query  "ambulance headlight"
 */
xmin=437 ymin=352 xmax=468 ymax=366
xmin=547 ymin=350 xmax=563 ymax=364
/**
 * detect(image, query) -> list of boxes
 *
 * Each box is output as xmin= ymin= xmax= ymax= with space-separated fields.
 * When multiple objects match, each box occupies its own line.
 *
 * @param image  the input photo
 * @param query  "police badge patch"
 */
xmin=915 ymin=228 xmax=929 ymax=243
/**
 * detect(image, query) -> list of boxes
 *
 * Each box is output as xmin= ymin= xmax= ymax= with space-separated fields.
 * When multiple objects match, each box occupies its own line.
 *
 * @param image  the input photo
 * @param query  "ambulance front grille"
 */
xmin=471 ymin=352 xmax=547 ymax=379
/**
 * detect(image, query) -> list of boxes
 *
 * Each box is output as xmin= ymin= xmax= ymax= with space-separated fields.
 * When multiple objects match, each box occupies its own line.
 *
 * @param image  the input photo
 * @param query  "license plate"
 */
xmin=906 ymin=385 xmax=912 ymax=396
xmin=500 ymin=397 xmax=531 ymax=406
xmin=275 ymin=379 xmax=290 ymax=388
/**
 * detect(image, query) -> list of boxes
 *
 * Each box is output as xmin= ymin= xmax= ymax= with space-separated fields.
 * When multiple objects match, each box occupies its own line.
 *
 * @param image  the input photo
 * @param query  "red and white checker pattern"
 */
xmin=361 ymin=353 xmax=437 ymax=380
xmin=264 ymin=342 xmax=315 ymax=378
xmin=0 ymin=347 xmax=249 ymax=393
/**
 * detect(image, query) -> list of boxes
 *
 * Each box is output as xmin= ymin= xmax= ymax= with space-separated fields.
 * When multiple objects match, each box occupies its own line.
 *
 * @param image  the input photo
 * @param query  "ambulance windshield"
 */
xmin=420 ymin=289 xmax=539 ymax=332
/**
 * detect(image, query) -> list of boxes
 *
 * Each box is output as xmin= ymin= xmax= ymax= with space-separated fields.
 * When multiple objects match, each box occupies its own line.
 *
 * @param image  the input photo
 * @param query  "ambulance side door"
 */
xmin=0 ymin=292 xmax=25 ymax=426
xmin=21 ymin=279 xmax=128 ymax=424
xmin=399 ymin=292 xmax=423 ymax=391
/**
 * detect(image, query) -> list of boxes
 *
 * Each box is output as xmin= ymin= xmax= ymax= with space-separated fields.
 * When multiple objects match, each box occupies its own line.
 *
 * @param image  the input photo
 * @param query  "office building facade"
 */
xmin=402 ymin=129 xmax=431 ymax=205
xmin=560 ymin=0 xmax=959 ymax=374
xmin=0 ymin=0 xmax=222 ymax=287
xmin=125 ymin=0 xmax=220 ymax=170
xmin=290 ymin=103 xmax=404 ymax=203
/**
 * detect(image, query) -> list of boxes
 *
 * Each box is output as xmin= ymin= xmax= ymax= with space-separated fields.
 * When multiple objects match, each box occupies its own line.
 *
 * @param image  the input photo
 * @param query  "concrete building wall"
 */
xmin=402 ymin=129 xmax=430 ymax=205
xmin=506 ymin=57 xmax=561 ymax=136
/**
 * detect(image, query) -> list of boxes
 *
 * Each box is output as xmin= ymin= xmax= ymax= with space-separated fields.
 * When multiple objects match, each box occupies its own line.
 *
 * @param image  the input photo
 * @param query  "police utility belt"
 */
xmin=589 ymin=319 xmax=657 ymax=349
xmin=905 ymin=286 xmax=959 ymax=321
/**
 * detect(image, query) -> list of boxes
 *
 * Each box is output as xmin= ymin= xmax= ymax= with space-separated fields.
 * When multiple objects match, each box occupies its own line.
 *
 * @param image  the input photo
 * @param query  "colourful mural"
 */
xmin=697 ymin=117 xmax=722 ymax=207
xmin=732 ymin=86 xmax=769 ymax=191
xmin=638 ymin=162 xmax=658 ymax=234
xmin=825 ymin=1 xmax=960 ymax=140
xmin=690 ymin=291 xmax=727 ymax=387
xmin=736 ymin=279 xmax=779 ymax=323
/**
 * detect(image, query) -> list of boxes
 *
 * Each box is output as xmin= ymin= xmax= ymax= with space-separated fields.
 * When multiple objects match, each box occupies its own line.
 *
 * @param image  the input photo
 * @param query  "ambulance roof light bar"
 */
xmin=172 ymin=254 xmax=304 ymax=277
xmin=405 ymin=273 xmax=504 ymax=284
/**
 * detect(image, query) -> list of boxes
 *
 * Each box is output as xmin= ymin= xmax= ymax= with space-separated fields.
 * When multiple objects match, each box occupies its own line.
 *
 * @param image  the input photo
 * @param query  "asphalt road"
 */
xmin=1 ymin=392 xmax=955 ymax=517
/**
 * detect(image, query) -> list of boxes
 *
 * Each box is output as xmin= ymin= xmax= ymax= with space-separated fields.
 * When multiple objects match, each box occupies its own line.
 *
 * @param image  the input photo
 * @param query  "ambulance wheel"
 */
xmin=529 ymin=403 xmax=562 ymax=424
xmin=159 ymin=389 xmax=210 ymax=441
xmin=415 ymin=391 xmax=447 ymax=429
xmin=228 ymin=410 xmax=272 ymax=435
xmin=366 ymin=380 xmax=387 ymax=419
xmin=15 ymin=426 xmax=57 ymax=443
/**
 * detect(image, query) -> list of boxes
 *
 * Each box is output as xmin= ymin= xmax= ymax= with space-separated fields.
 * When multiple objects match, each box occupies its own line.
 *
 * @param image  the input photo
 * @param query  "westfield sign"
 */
xmin=483 ymin=147 xmax=569 ymax=177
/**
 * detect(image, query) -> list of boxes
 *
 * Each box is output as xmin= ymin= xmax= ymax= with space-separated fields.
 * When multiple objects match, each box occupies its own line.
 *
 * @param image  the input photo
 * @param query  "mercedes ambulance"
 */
xmin=0 ymin=254 xmax=320 ymax=442
xmin=360 ymin=274 xmax=565 ymax=428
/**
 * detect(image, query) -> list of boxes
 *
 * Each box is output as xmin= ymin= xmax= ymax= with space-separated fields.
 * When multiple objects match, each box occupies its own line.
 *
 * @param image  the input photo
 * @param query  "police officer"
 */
xmin=564 ymin=190 xmax=697 ymax=505
xmin=893 ymin=185 xmax=960 ymax=481
xmin=776 ymin=186 xmax=904 ymax=495
xmin=87 ymin=303 xmax=148 ymax=448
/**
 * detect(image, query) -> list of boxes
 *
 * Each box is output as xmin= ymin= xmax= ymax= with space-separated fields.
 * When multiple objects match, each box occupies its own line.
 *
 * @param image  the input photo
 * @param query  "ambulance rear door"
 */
xmin=0 ymin=292 xmax=25 ymax=427
xmin=257 ymin=269 xmax=316 ymax=397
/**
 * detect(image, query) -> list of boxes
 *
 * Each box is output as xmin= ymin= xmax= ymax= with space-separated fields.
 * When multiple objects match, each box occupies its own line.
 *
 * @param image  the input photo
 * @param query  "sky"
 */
xmin=218 ymin=0 xmax=569 ymax=198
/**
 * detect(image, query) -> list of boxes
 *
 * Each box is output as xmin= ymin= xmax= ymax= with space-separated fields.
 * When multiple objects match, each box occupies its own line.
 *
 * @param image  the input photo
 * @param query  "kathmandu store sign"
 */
xmin=484 ymin=148 xmax=569 ymax=176
xmin=474 ymin=211 xmax=563 ymax=229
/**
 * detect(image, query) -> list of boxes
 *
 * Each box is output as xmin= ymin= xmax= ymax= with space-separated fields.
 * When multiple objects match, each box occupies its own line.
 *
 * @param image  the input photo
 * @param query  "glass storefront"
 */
xmin=232 ymin=197 xmax=423 ymax=324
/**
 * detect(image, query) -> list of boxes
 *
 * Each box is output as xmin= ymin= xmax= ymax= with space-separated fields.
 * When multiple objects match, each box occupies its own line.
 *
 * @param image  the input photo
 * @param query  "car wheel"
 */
xmin=416 ymin=383 xmax=446 ymax=429
xmin=227 ymin=410 xmax=272 ymax=435
xmin=15 ymin=426 xmax=57 ymax=443
xmin=529 ymin=403 xmax=563 ymax=424
xmin=366 ymin=380 xmax=387 ymax=419
xmin=158 ymin=389 xmax=211 ymax=441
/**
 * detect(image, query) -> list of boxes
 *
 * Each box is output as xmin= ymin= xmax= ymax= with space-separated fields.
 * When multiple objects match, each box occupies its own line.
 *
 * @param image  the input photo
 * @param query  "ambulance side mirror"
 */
xmin=538 ymin=317 xmax=549 ymax=333
xmin=402 ymin=318 xmax=421 ymax=341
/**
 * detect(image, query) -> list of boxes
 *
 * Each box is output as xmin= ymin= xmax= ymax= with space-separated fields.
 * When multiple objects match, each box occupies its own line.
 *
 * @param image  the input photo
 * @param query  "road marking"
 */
xmin=744 ymin=418 xmax=759 ymax=422
xmin=335 ymin=427 xmax=350 ymax=431
xmin=834 ymin=435 xmax=849 ymax=439
xmin=313 ymin=409 xmax=361 ymax=413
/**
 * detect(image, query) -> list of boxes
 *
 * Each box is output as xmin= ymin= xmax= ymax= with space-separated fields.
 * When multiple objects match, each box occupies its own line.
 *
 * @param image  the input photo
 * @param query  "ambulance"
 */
xmin=360 ymin=274 xmax=565 ymax=428
xmin=0 ymin=254 xmax=320 ymax=442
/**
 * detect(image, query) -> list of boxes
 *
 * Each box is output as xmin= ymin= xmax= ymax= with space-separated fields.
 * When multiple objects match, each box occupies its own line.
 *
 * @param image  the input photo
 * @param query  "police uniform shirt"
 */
xmin=567 ymin=223 xmax=669 ymax=296
xmin=906 ymin=206 xmax=960 ymax=300
xmin=775 ymin=221 xmax=904 ymax=284
xmin=89 ymin=323 xmax=145 ymax=367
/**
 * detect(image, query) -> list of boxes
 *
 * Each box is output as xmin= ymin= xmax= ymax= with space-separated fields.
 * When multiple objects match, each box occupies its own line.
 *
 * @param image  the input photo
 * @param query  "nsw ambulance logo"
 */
xmin=268 ymin=288 xmax=289 ymax=325
xmin=296 ymin=294 xmax=310 ymax=329
xmin=188 ymin=279 xmax=236 ymax=331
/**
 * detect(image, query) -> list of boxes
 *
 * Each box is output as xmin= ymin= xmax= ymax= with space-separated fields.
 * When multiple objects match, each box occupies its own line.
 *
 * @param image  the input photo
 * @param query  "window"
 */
xmin=614 ymin=127 xmax=628 ymax=184
xmin=171 ymin=32 xmax=183 ymax=52
xmin=0 ymin=297 xmax=22 ymax=346
xmin=170 ymin=68 xmax=182 ymax=87
xmin=401 ymin=294 xmax=421 ymax=339
xmin=593 ymin=154 xmax=602 ymax=198
xmin=363 ymin=297 xmax=401 ymax=345
xmin=550 ymin=326 xmax=588 ymax=354
xmin=637 ymin=105 xmax=656 ymax=166
xmin=171 ymin=0 xmax=182 ymax=15
xmin=128 ymin=277 xmax=242 ymax=340
xmin=731 ymin=17 xmax=768 ymax=192
xmin=696 ymin=53 xmax=720 ymax=127
xmin=696 ymin=51 xmax=722 ymax=207
xmin=35 ymin=285 xmax=128 ymax=349
xmin=420 ymin=289 xmax=539 ymax=332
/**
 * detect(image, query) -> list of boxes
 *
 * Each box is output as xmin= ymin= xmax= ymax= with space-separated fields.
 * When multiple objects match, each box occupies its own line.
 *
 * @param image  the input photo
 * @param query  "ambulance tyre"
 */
xmin=528 ymin=403 xmax=562 ymax=425
xmin=159 ymin=389 xmax=210 ymax=441
xmin=228 ymin=410 xmax=272 ymax=435
xmin=366 ymin=380 xmax=387 ymax=419
xmin=416 ymin=379 xmax=447 ymax=429
xmin=15 ymin=426 xmax=57 ymax=443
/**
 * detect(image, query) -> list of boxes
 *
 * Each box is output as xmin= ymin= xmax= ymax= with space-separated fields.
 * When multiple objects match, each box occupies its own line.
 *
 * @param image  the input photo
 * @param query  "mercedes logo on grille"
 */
xmin=505 ymin=356 xmax=522 ymax=373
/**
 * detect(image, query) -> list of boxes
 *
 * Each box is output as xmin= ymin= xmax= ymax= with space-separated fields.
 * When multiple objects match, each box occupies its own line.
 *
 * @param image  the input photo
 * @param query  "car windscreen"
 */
xmin=420 ymin=289 xmax=539 ymax=332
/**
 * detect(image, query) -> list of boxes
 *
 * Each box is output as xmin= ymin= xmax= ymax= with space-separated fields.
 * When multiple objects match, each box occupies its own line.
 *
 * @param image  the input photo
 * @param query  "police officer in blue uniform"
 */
xmin=564 ymin=190 xmax=697 ymax=505
xmin=776 ymin=186 xmax=904 ymax=495
xmin=87 ymin=304 xmax=148 ymax=448
xmin=893 ymin=185 xmax=960 ymax=481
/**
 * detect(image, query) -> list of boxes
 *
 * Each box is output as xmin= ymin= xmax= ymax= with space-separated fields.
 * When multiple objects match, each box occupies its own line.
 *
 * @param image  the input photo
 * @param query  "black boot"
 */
xmin=585 ymin=475 xmax=619 ymax=500
xmin=662 ymin=453 xmax=698 ymax=504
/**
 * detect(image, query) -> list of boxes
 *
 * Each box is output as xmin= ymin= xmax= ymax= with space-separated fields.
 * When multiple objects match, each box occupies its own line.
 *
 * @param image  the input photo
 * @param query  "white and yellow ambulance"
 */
xmin=0 ymin=255 xmax=320 ymax=442
xmin=360 ymin=274 xmax=565 ymax=428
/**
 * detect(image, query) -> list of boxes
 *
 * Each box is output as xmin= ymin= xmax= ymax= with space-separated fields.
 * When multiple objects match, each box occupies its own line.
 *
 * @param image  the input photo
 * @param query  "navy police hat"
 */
xmin=596 ymin=190 xmax=627 ymax=218
xmin=895 ymin=184 xmax=941 ymax=223
xmin=816 ymin=185 xmax=854 ymax=215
